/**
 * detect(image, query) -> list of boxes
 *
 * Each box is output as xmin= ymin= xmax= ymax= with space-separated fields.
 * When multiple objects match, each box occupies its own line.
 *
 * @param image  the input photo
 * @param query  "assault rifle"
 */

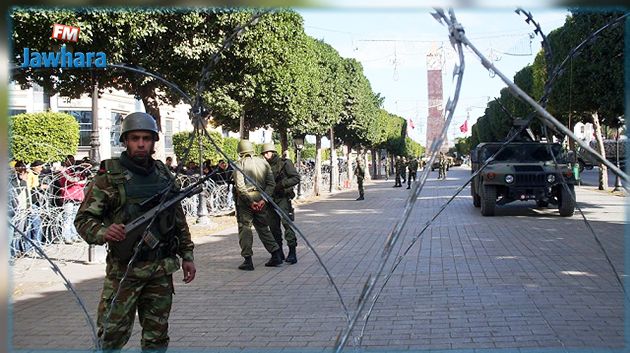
xmin=110 ymin=177 xmax=208 ymax=262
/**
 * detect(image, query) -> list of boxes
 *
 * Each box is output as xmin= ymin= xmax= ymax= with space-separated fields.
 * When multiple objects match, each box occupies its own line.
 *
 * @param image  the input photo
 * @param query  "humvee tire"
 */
xmin=472 ymin=183 xmax=481 ymax=207
xmin=558 ymin=184 xmax=576 ymax=217
xmin=481 ymin=185 xmax=496 ymax=216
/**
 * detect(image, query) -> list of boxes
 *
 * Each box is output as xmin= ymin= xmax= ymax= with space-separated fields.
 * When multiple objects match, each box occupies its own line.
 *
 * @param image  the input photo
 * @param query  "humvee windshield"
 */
xmin=480 ymin=143 xmax=564 ymax=163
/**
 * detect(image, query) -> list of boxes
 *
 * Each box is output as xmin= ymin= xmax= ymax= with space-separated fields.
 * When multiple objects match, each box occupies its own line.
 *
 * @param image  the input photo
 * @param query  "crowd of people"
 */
xmin=8 ymin=155 xmax=96 ymax=257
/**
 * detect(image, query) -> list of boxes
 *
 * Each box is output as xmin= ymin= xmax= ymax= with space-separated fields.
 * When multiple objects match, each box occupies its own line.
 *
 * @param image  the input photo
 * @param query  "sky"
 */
xmin=297 ymin=7 xmax=569 ymax=148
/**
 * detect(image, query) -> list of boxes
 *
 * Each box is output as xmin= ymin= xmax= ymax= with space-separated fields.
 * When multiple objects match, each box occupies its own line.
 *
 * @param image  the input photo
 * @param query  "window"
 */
xmin=60 ymin=110 xmax=92 ymax=146
xmin=111 ymin=112 xmax=124 ymax=147
xmin=164 ymin=119 xmax=173 ymax=149
xmin=9 ymin=109 xmax=26 ymax=117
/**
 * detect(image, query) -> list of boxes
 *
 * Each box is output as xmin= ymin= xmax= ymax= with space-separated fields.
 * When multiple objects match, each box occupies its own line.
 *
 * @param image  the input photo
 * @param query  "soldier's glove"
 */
xmin=274 ymin=184 xmax=285 ymax=196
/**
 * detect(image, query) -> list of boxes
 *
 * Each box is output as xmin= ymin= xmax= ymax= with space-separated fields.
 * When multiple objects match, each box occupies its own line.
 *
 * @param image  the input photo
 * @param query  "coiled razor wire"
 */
xmin=333 ymin=8 xmax=466 ymax=353
xmin=99 ymin=8 xmax=352 ymax=351
xmin=8 ymin=222 xmax=100 ymax=349
xmin=352 ymin=8 xmax=629 ymax=351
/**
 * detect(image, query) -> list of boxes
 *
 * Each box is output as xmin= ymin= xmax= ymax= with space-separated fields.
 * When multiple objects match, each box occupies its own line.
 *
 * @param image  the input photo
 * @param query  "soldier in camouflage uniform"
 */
xmin=354 ymin=149 xmax=366 ymax=200
xmin=406 ymin=157 xmax=419 ymax=189
xmin=438 ymin=152 xmax=448 ymax=180
xmin=261 ymin=142 xmax=300 ymax=264
xmin=233 ymin=139 xmax=283 ymax=271
xmin=393 ymin=156 xmax=403 ymax=187
xmin=74 ymin=112 xmax=196 ymax=352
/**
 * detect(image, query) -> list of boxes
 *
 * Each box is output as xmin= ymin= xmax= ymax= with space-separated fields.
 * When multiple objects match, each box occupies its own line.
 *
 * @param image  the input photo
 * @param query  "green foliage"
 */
xmin=9 ymin=112 xmax=79 ymax=163
xmin=454 ymin=136 xmax=471 ymax=156
xmin=404 ymin=137 xmax=424 ymax=158
xmin=221 ymin=136 xmax=239 ymax=162
xmin=172 ymin=130 xmax=224 ymax=166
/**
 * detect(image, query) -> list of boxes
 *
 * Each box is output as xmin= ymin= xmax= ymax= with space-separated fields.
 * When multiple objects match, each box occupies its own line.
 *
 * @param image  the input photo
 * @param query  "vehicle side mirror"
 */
xmin=566 ymin=150 xmax=577 ymax=164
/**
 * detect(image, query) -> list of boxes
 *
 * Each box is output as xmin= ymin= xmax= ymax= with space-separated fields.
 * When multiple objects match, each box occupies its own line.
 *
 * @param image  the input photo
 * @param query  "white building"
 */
xmin=9 ymin=83 xmax=273 ymax=163
xmin=573 ymin=122 xmax=595 ymax=144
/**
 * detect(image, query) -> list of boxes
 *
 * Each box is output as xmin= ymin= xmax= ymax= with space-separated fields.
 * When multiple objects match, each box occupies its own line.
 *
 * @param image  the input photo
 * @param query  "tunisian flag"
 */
xmin=459 ymin=119 xmax=468 ymax=133
xmin=408 ymin=118 xmax=415 ymax=129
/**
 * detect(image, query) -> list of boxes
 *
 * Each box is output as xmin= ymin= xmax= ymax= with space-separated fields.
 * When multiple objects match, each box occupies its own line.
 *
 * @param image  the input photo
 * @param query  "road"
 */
xmin=10 ymin=165 xmax=626 ymax=351
xmin=578 ymin=165 xmax=627 ymax=189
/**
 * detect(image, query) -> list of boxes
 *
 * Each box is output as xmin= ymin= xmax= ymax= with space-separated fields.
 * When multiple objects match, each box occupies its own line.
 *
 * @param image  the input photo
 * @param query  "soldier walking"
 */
xmin=393 ymin=156 xmax=403 ymax=187
xmin=233 ymin=139 xmax=283 ymax=270
xmin=400 ymin=157 xmax=407 ymax=184
xmin=261 ymin=142 xmax=300 ymax=264
xmin=438 ymin=152 xmax=448 ymax=180
xmin=406 ymin=157 xmax=419 ymax=189
xmin=354 ymin=149 xmax=366 ymax=200
xmin=74 ymin=112 xmax=196 ymax=351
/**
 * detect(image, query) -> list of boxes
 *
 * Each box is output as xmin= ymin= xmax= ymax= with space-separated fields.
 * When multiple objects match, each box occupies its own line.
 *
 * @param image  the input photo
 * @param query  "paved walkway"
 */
xmin=10 ymin=166 xmax=627 ymax=352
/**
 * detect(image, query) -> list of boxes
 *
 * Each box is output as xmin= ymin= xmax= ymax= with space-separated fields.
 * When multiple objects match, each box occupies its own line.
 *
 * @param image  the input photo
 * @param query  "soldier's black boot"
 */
xmin=264 ymin=250 xmax=283 ymax=267
xmin=238 ymin=256 xmax=254 ymax=271
xmin=279 ymin=248 xmax=285 ymax=261
xmin=285 ymin=245 xmax=297 ymax=264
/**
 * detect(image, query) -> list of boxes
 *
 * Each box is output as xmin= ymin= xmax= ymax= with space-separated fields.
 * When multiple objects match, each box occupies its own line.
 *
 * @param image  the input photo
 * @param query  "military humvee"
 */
xmin=470 ymin=141 xmax=576 ymax=217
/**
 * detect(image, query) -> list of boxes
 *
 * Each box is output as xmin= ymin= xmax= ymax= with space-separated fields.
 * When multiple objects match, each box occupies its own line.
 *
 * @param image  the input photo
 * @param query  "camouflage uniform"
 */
xmin=266 ymin=153 xmax=300 ymax=254
xmin=354 ymin=153 xmax=366 ymax=200
xmin=406 ymin=158 xmax=419 ymax=189
xmin=393 ymin=156 xmax=403 ymax=187
xmin=74 ymin=151 xmax=194 ymax=351
xmin=233 ymin=154 xmax=280 ymax=261
xmin=438 ymin=153 xmax=448 ymax=180
xmin=400 ymin=157 xmax=407 ymax=183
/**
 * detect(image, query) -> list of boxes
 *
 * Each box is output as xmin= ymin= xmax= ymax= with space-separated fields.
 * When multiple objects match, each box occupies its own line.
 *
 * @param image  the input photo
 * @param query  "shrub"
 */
xmin=9 ymin=111 xmax=79 ymax=163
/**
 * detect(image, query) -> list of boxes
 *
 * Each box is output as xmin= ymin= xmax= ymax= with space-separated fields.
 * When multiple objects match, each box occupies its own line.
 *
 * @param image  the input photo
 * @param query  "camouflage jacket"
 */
xmin=407 ymin=159 xmax=419 ymax=173
xmin=74 ymin=155 xmax=194 ymax=276
xmin=233 ymin=154 xmax=275 ymax=205
xmin=354 ymin=155 xmax=366 ymax=178
xmin=267 ymin=154 xmax=299 ymax=199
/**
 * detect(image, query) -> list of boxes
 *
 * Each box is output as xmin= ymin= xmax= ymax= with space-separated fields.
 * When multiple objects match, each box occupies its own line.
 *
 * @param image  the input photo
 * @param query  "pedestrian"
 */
xmin=165 ymin=156 xmax=176 ymax=173
xmin=232 ymin=139 xmax=283 ymax=271
xmin=261 ymin=142 xmax=300 ymax=263
xmin=406 ymin=157 xmax=419 ymax=189
xmin=354 ymin=149 xmax=366 ymax=200
xmin=25 ymin=160 xmax=46 ymax=249
xmin=59 ymin=155 xmax=87 ymax=244
xmin=393 ymin=156 xmax=403 ymax=187
xmin=438 ymin=152 xmax=448 ymax=180
xmin=212 ymin=159 xmax=234 ymax=208
xmin=74 ymin=112 xmax=196 ymax=351
xmin=9 ymin=161 xmax=29 ymax=257
xmin=383 ymin=157 xmax=390 ymax=181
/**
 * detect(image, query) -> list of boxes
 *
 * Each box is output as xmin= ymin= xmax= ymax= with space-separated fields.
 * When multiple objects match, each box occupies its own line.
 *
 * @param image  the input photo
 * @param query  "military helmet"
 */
xmin=237 ymin=139 xmax=254 ymax=155
xmin=261 ymin=142 xmax=277 ymax=154
xmin=120 ymin=112 xmax=159 ymax=142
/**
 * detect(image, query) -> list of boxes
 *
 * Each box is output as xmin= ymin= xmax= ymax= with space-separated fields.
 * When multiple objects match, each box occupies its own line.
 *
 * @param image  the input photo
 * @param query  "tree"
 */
xmin=9 ymin=112 xmax=79 ymax=163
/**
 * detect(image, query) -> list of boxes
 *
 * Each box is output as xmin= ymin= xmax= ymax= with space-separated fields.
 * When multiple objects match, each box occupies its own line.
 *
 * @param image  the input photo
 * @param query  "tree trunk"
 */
xmin=371 ymin=148 xmax=377 ymax=179
xmin=90 ymin=82 xmax=101 ymax=163
xmin=592 ymin=111 xmax=608 ymax=190
xmin=279 ymin=128 xmax=288 ymax=155
xmin=330 ymin=128 xmax=338 ymax=192
xmin=346 ymin=141 xmax=353 ymax=187
xmin=314 ymin=135 xmax=322 ymax=196
xmin=239 ymin=112 xmax=249 ymax=139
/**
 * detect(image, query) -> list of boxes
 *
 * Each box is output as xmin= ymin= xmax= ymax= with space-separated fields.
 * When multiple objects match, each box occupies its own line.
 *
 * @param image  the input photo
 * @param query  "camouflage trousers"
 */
xmin=357 ymin=177 xmax=365 ymax=198
xmin=236 ymin=202 xmax=279 ymax=257
xmin=267 ymin=197 xmax=297 ymax=247
xmin=97 ymin=269 xmax=174 ymax=351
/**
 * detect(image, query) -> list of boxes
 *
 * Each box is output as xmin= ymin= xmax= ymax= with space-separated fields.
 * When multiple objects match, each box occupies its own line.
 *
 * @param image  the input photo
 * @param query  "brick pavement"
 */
xmin=10 ymin=165 xmax=626 ymax=352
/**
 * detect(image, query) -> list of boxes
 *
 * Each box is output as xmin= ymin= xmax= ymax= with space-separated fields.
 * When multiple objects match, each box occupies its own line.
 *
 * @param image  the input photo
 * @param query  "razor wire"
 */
xmin=8 ymin=222 xmax=100 ymax=349
xmin=352 ymin=8 xmax=629 ymax=351
xmin=332 ymin=8 xmax=466 ymax=353
xmin=98 ymin=8 xmax=354 ymax=349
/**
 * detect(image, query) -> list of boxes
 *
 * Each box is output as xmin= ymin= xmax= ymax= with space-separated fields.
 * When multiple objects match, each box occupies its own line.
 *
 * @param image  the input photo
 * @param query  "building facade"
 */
xmin=9 ymin=83 xmax=273 ymax=164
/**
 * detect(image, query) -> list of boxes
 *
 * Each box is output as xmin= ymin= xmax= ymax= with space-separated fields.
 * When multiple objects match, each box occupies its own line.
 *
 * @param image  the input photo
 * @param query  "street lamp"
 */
xmin=293 ymin=134 xmax=305 ymax=198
